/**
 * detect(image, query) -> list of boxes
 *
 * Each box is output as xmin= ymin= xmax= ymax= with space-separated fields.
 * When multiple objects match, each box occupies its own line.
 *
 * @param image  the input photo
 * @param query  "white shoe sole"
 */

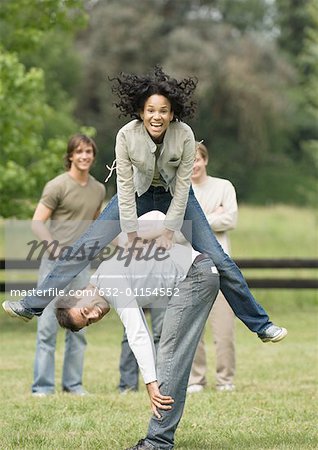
xmin=262 ymin=327 xmax=288 ymax=343
xmin=2 ymin=302 xmax=31 ymax=322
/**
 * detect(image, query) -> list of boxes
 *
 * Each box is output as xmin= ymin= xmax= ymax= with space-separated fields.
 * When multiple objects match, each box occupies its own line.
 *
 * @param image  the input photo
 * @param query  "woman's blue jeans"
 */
xmin=22 ymin=186 xmax=270 ymax=334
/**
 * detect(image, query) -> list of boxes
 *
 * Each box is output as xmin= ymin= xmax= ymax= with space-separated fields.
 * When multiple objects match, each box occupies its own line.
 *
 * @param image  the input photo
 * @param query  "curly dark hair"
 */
xmin=110 ymin=65 xmax=197 ymax=121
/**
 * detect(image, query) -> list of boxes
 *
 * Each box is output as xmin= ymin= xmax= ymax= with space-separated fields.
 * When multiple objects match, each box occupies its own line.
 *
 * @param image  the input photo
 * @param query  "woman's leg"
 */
xmin=182 ymin=188 xmax=270 ymax=334
xmin=23 ymin=195 xmax=121 ymax=313
xmin=22 ymin=187 xmax=165 ymax=314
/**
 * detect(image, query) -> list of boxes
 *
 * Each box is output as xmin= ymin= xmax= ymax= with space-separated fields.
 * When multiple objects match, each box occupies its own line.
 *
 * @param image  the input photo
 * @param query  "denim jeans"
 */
xmin=22 ymin=187 xmax=270 ymax=333
xmin=32 ymin=258 xmax=88 ymax=394
xmin=119 ymin=306 xmax=166 ymax=392
xmin=144 ymin=257 xmax=219 ymax=449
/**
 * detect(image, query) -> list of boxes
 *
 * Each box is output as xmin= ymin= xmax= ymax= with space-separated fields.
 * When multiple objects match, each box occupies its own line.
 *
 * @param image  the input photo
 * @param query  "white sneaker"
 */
xmin=258 ymin=325 xmax=288 ymax=343
xmin=32 ymin=392 xmax=51 ymax=397
xmin=187 ymin=384 xmax=204 ymax=394
xmin=216 ymin=384 xmax=235 ymax=392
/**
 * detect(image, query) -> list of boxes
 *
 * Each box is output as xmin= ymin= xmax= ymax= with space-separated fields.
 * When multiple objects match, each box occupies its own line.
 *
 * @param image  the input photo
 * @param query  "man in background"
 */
xmin=188 ymin=141 xmax=238 ymax=393
xmin=31 ymin=134 xmax=105 ymax=396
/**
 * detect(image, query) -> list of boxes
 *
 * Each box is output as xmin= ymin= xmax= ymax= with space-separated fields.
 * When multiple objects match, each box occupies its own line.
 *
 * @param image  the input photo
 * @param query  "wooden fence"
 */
xmin=1 ymin=258 xmax=317 ymax=292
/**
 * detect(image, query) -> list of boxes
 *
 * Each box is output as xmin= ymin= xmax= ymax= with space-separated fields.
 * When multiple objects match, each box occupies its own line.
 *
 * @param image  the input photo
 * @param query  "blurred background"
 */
xmin=0 ymin=0 xmax=317 ymax=218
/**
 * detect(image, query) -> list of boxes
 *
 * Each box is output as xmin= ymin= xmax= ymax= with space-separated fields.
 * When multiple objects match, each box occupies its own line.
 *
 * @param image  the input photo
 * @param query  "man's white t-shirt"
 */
xmin=89 ymin=211 xmax=201 ymax=384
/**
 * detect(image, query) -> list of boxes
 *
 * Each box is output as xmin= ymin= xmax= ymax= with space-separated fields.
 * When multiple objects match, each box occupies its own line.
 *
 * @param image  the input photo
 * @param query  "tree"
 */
xmin=0 ymin=0 xmax=89 ymax=217
xmin=275 ymin=0 xmax=318 ymax=152
xmin=76 ymin=0 xmax=309 ymax=204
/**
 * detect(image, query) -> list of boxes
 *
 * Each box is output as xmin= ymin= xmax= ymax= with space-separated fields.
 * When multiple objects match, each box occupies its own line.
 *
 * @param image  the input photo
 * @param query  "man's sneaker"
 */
xmin=63 ymin=388 xmax=89 ymax=396
xmin=187 ymin=384 xmax=204 ymax=394
xmin=258 ymin=325 xmax=288 ymax=343
xmin=125 ymin=439 xmax=155 ymax=450
xmin=32 ymin=392 xmax=52 ymax=398
xmin=216 ymin=384 xmax=235 ymax=392
xmin=2 ymin=301 xmax=34 ymax=322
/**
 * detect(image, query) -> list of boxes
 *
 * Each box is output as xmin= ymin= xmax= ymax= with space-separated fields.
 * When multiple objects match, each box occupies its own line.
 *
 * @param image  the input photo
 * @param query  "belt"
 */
xmin=194 ymin=253 xmax=210 ymax=264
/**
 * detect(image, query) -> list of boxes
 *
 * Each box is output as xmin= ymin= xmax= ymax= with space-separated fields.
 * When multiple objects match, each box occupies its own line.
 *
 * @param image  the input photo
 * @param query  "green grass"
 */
xmin=0 ymin=205 xmax=317 ymax=449
xmin=231 ymin=204 xmax=317 ymax=258
xmin=1 ymin=297 xmax=317 ymax=450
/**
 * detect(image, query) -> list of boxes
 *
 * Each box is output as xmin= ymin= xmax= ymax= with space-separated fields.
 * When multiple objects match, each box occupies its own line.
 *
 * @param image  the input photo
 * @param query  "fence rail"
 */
xmin=1 ymin=258 xmax=317 ymax=292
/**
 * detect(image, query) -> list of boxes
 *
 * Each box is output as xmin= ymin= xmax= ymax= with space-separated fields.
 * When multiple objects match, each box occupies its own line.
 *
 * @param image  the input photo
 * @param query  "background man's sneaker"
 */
xmin=63 ymin=388 xmax=89 ymax=396
xmin=216 ymin=384 xmax=235 ymax=392
xmin=187 ymin=384 xmax=204 ymax=394
xmin=258 ymin=325 xmax=288 ymax=343
xmin=32 ymin=392 xmax=52 ymax=398
xmin=2 ymin=301 xmax=34 ymax=322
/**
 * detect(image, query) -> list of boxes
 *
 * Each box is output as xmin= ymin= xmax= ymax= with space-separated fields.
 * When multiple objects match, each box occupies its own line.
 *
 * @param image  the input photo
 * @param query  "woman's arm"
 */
xmin=164 ymin=128 xmax=196 ymax=233
xmin=115 ymin=130 xmax=139 ymax=233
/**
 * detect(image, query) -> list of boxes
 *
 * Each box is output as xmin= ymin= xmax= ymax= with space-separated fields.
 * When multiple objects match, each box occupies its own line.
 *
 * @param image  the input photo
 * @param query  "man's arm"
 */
xmin=31 ymin=203 xmax=62 ymax=258
xmin=205 ymin=181 xmax=238 ymax=232
xmin=116 ymin=303 xmax=173 ymax=417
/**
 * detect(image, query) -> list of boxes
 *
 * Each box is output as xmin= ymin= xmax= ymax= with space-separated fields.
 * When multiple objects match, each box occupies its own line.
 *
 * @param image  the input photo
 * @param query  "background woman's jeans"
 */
xmin=22 ymin=187 xmax=270 ymax=333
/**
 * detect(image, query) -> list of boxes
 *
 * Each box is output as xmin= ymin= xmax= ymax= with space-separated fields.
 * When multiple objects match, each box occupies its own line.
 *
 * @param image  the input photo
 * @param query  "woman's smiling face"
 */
xmin=140 ymin=94 xmax=174 ymax=143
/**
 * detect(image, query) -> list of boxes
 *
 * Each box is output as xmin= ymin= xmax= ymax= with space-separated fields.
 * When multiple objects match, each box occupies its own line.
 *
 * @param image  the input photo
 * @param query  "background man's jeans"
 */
xmin=145 ymin=257 xmax=220 ymax=449
xmin=32 ymin=258 xmax=88 ymax=394
xmin=22 ymin=187 xmax=270 ymax=334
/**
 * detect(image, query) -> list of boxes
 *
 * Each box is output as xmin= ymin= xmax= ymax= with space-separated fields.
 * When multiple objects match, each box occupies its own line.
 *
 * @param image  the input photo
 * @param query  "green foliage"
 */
xmin=1 ymin=0 xmax=317 ymax=213
xmin=75 ymin=0 xmax=316 ymax=205
xmin=276 ymin=0 xmax=311 ymax=57
xmin=0 ymin=0 xmax=87 ymax=52
xmin=212 ymin=0 xmax=271 ymax=32
xmin=275 ymin=0 xmax=318 ymax=173
xmin=0 ymin=49 xmax=49 ymax=217
xmin=0 ymin=0 xmax=93 ymax=218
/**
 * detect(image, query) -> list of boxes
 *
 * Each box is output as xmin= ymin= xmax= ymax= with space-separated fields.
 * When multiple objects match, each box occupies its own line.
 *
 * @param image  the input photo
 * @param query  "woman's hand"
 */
xmin=146 ymin=381 xmax=174 ymax=419
xmin=155 ymin=229 xmax=174 ymax=250
xmin=124 ymin=232 xmax=145 ymax=253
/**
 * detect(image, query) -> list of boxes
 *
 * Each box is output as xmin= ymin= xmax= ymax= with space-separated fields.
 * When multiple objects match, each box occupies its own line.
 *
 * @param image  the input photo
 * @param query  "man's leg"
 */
xmin=118 ymin=306 xmax=166 ymax=392
xmin=62 ymin=329 xmax=87 ymax=394
xmin=32 ymin=303 xmax=59 ymax=395
xmin=149 ymin=306 xmax=166 ymax=351
xmin=210 ymin=293 xmax=236 ymax=389
xmin=32 ymin=258 xmax=58 ymax=395
xmin=144 ymin=258 xmax=219 ymax=450
xmin=118 ymin=329 xmax=139 ymax=392
xmin=187 ymin=334 xmax=208 ymax=389
xmin=62 ymin=268 xmax=90 ymax=395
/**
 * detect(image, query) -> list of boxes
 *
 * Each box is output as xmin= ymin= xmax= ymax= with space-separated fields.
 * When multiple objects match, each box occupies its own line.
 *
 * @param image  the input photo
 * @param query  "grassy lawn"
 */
xmin=0 ymin=205 xmax=317 ymax=449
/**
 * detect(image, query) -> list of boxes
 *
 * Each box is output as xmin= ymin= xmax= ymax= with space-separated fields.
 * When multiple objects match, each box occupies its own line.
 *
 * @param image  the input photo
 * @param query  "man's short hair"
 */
xmin=55 ymin=295 xmax=82 ymax=332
